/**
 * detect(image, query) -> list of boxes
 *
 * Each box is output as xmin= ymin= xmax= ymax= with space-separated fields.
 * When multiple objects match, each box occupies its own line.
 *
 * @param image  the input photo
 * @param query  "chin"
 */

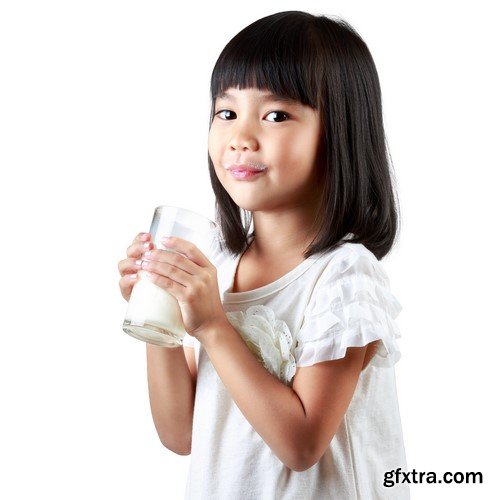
xmin=229 ymin=197 xmax=259 ymax=212
xmin=229 ymin=194 xmax=278 ymax=213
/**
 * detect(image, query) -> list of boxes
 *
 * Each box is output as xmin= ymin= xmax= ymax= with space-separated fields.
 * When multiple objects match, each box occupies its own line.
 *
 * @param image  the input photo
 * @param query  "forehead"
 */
xmin=215 ymin=88 xmax=301 ymax=106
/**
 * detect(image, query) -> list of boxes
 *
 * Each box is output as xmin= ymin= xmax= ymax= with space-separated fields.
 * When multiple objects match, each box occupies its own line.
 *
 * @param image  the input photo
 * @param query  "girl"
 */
xmin=118 ymin=10 xmax=410 ymax=500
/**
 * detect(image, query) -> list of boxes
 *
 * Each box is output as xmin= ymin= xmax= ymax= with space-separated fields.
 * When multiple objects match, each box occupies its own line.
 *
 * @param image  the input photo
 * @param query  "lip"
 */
xmin=229 ymin=169 xmax=266 ymax=180
xmin=224 ymin=161 xmax=268 ymax=181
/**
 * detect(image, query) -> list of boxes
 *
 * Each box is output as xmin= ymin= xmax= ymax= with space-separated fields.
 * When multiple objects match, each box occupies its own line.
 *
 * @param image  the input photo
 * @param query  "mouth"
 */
xmin=224 ymin=162 xmax=268 ymax=181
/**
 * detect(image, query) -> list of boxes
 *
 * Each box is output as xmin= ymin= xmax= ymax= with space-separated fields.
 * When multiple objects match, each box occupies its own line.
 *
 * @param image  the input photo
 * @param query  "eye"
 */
xmin=265 ymin=111 xmax=290 ymax=123
xmin=214 ymin=109 xmax=235 ymax=120
xmin=214 ymin=110 xmax=290 ymax=122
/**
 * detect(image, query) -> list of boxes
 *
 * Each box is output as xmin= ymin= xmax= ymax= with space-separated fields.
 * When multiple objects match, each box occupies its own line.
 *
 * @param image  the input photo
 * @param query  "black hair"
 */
xmin=208 ymin=10 xmax=400 ymax=261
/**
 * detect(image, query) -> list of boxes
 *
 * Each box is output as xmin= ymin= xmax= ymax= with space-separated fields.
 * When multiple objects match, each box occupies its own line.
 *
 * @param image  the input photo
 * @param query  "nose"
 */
xmin=228 ymin=128 xmax=258 ymax=152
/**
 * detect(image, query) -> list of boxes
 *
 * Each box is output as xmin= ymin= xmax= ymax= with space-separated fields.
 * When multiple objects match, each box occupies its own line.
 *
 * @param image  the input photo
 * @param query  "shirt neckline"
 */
xmin=223 ymin=236 xmax=322 ymax=303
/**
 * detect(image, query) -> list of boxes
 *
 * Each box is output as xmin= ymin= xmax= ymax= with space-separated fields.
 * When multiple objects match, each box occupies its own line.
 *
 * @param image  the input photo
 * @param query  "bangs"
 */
xmin=210 ymin=12 xmax=322 ymax=110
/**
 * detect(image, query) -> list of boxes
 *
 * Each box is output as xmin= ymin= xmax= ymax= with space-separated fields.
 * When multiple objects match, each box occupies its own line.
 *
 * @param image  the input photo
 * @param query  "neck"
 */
xmin=247 ymin=202 xmax=321 ymax=259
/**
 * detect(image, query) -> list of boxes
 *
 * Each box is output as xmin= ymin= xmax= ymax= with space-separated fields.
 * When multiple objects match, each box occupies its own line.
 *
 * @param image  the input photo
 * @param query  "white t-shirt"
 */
xmin=182 ymin=235 xmax=410 ymax=499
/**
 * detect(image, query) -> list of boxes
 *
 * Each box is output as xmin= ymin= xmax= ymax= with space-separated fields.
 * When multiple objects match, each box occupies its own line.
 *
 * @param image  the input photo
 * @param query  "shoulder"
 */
xmin=314 ymin=242 xmax=390 ymax=288
xmin=310 ymin=242 xmax=399 ymax=318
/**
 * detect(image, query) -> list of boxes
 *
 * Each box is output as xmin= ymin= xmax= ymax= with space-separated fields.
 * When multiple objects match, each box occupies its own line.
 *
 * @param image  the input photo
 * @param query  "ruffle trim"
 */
xmin=295 ymin=245 xmax=403 ymax=369
xmin=294 ymin=316 xmax=402 ymax=368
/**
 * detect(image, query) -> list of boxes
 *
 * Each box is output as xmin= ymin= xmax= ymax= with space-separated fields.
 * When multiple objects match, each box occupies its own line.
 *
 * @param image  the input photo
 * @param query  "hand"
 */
xmin=117 ymin=232 xmax=153 ymax=302
xmin=138 ymin=236 xmax=227 ymax=342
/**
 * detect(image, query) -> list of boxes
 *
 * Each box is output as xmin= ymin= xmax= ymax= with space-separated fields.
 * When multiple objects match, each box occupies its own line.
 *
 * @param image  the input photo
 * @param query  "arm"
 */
xmin=139 ymin=237 xmax=369 ymax=469
xmin=202 ymin=318 xmax=368 ymax=472
xmin=146 ymin=343 xmax=195 ymax=455
xmin=292 ymin=343 xmax=370 ymax=470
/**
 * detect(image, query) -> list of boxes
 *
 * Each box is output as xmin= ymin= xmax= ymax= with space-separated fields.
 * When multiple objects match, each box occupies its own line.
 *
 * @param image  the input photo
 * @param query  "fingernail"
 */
xmin=129 ymin=274 xmax=137 ymax=279
xmin=140 ymin=233 xmax=150 ymax=241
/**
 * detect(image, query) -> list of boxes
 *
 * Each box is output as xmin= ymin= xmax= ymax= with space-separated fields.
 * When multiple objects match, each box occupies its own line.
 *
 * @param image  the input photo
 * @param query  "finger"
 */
xmin=160 ymin=236 xmax=211 ymax=268
xmin=119 ymin=273 xmax=137 ymax=300
xmin=142 ymin=248 xmax=200 ymax=275
xmin=126 ymin=239 xmax=154 ymax=258
xmin=139 ymin=258 xmax=192 ymax=287
xmin=145 ymin=271 xmax=186 ymax=301
xmin=118 ymin=257 xmax=143 ymax=277
xmin=133 ymin=232 xmax=150 ymax=243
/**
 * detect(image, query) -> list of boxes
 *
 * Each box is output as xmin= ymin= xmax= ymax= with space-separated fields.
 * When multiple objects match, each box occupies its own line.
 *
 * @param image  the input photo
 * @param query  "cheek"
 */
xmin=208 ymin=135 xmax=226 ymax=183
xmin=275 ymin=135 xmax=313 ymax=173
xmin=208 ymin=130 xmax=216 ymax=157
xmin=270 ymin=135 xmax=320 ymax=187
xmin=208 ymin=129 xmax=226 ymax=160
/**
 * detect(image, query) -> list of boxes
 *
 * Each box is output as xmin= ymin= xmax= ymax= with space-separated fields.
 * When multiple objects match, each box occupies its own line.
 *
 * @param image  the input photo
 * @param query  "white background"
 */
xmin=1 ymin=1 xmax=498 ymax=499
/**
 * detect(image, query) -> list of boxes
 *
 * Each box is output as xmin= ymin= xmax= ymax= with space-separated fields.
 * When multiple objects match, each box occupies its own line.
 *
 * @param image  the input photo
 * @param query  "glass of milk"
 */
xmin=122 ymin=206 xmax=221 ymax=348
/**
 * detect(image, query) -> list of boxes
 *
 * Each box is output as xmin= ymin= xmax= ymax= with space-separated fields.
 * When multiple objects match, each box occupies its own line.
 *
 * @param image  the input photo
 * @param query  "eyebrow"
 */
xmin=216 ymin=91 xmax=299 ymax=106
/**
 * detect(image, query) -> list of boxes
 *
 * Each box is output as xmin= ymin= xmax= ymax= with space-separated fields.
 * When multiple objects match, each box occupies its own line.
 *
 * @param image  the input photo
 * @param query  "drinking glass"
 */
xmin=122 ymin=206 xmax=220 ymax=347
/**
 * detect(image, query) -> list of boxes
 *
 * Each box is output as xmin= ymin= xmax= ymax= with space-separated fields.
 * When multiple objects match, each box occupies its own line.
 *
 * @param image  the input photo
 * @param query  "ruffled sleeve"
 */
xmin=294 ymin=245 xmax=403 ymax=369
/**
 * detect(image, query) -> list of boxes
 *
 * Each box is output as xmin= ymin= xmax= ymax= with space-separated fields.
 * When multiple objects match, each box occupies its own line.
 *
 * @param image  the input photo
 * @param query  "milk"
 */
xmin=123 ymin=269 xmax=187 ymax=347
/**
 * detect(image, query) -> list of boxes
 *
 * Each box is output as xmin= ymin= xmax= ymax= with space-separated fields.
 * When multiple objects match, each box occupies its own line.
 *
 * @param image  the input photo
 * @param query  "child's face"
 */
xmin=209 ymin=87 xmax=324 ymax=213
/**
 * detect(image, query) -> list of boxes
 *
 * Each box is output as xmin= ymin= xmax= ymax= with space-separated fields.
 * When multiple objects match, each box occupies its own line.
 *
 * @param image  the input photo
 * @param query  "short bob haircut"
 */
xmin=208 ymin=10 xmax=400 ymax=261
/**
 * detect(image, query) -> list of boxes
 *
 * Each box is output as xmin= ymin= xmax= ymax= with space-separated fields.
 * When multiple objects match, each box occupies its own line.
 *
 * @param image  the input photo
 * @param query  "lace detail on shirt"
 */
xmin=225 ymin=305 xmax=297 ymax=386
